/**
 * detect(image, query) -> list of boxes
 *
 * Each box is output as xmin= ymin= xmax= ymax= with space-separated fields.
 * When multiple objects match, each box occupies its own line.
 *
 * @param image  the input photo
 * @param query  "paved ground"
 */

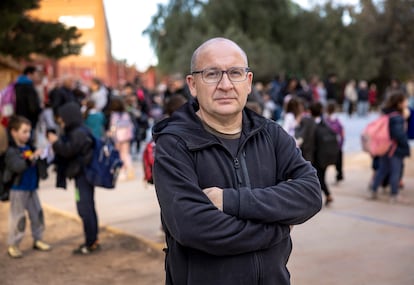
xmin=289 ymin=152 xmax=414 ymax=285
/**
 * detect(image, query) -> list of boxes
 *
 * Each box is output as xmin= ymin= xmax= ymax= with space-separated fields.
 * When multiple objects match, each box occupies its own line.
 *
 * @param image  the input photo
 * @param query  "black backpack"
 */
xmin=314 ymin=120 xmax=340 ymax=168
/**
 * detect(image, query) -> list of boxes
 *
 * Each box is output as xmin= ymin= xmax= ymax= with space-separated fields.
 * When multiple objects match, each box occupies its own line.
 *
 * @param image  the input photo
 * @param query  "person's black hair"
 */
xmin=23 ymin=66 xmax=36 ymax=75
xmin=164 ymin=94 xmax=187 ymax=116
xmin=109 ymin=97 xmax=126 ymax=112
xmin=91 ymin=77 xmax=102 ymax=86
xmin=310 ymin=101 xmax=323 ymax=117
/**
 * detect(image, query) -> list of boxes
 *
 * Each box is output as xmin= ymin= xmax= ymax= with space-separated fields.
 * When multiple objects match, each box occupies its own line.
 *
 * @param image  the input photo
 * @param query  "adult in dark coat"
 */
xmin=153 ymin=38 xmax=322 ymax=285
xmin=14 ymin=66 xmax=42 ymax=130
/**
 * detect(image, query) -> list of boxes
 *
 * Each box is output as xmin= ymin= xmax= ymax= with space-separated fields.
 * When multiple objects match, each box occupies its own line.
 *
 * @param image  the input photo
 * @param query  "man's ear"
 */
xmin=186 ymin=75 xmax=197 ymax=98
xmin=247 ymin=72 xmax=253 ymax=94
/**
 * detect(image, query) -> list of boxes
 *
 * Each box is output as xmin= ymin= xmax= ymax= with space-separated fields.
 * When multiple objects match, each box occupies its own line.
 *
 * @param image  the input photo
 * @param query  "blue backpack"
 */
xmin=83 ymin=129 xmax=123 ymax=189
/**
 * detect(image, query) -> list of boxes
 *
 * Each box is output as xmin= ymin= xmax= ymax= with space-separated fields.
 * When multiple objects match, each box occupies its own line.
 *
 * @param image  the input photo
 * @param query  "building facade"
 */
xmin=30 ymin=0 xmax=139 ymax=87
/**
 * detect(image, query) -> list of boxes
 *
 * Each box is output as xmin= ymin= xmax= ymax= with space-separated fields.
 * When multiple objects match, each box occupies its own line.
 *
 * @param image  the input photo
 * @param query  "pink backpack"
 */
xmin=361 ymin=113 xmax=397 ymax=156
xmin=110 ymin=112 xmax=134 ymax=143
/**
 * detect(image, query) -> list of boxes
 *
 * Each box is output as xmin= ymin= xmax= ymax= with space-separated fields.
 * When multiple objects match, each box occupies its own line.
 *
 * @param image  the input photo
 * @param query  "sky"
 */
xmin=103 ymin=0 xmax=359 ymax=72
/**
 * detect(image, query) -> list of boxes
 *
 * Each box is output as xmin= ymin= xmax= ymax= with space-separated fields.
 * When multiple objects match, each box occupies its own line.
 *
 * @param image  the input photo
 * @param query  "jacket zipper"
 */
xmin=233 ymin=157 xmax=243 ymax=187
xmin=233 ymin=151 xmax=252 ymax=188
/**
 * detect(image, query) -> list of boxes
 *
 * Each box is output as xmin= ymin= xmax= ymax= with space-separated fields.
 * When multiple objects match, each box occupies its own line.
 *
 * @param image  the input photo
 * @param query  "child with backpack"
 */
xmin=325 ymin=101 xmax=345 ymax=183
xmin=83 ymin=99 xmax=106 ymax=139
xmin=47 ymin=102 xmax=100 ymax=255
xmin=107 ymin=97 xmax=135 ymax=181
xmin=370 ymin=91 xmax=410 ymax=203
xmin=310 ymin=102 xmax=339 ymax=206
xmin=4 ymin=115 xmax=51 ymax=258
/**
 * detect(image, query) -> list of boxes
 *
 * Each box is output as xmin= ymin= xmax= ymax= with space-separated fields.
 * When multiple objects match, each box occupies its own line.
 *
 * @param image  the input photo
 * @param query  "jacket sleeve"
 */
xmin=52 ymin=128 xmax=91 ymax=158
xmin=5 ymin=148 xmax=28 ymax=174
xmin=154 ymin=134 xmax=290 ymax=256
xmin=223 ymin=126 xmax=322 ymax=225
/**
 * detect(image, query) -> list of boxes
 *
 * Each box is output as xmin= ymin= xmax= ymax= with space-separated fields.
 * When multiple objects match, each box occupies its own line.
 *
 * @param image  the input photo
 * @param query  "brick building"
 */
xmin=29 ymin=0 xmax=140 ymax=87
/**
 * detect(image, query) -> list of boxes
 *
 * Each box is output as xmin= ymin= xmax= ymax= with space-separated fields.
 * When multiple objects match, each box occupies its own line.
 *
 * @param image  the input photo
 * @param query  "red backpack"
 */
xmin=361 ymin=113 xmax=397 ymax=156
xmin=143 ymin=140 xmax=155 ymax=184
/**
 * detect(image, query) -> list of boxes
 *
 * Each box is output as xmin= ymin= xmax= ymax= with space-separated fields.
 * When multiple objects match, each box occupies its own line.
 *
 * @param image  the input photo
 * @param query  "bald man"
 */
xmin=153 ymin=38 xmax=322 ymax=285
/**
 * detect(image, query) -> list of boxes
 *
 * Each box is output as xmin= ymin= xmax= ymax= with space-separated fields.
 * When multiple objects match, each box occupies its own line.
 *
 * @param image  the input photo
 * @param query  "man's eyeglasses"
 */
xmin=192 ymin=67 xmax=251 ymax=84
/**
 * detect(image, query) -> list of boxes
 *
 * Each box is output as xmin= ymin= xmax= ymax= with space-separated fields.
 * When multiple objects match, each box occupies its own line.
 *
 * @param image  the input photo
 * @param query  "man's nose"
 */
xmin=217 ymin=72 xmax=233 ymax=89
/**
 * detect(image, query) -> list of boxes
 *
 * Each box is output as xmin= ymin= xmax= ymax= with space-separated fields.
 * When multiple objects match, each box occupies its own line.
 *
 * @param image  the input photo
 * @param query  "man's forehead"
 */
xmin=200 ymin=40 xmax=241 ymax=55
xmin=198 ymin=43 xmax=247 ymax=64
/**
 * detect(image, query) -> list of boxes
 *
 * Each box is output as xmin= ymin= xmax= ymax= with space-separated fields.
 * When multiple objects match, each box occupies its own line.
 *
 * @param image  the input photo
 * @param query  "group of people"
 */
xmin=0 ymin=66 xmax=163 ymax=258
xmin=1 ymin=37 xmax=412 ymax=284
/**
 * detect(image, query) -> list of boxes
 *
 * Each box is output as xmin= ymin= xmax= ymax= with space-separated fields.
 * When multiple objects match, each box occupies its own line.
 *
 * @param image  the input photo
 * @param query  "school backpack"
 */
xmin=325 ymin=117 xmax=344 ymax=147
xmin=83 ymin=129 xmax=123 ymax=189
xmin=0 ymin=153 xmax=12 ymax=201
xmin=0 ymin=83 xmax=16 ymax=126
xmin=143 ymin=140 xmax=155 ymax=184
xmin=110 ymin=112 xmax=134 ymax=143
xmin=361 ymin=113 xmax=397 ymax=157
xmin=314 ymin=120 xmax=340 ymax=168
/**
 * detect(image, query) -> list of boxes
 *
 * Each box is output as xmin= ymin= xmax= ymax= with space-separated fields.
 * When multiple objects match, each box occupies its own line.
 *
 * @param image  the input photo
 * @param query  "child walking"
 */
xmin=325 ymin=101 xmax=345 ymax=183
xmin=4 ymin=115 xmax=51 ymax=258
xmin=107 ymin=97 xmax=135 ymax=181
xmin=47 ymin=102 xmax=100 ymax=255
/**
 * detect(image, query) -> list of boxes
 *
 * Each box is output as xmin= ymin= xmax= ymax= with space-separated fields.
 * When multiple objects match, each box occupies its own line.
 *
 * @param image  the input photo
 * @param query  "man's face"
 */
xmin=186 ymin=41 xmax=253 ymax=122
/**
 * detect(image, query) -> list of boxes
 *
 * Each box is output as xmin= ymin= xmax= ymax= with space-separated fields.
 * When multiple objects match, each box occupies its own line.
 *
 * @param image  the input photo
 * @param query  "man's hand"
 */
xmin=203 ymin=187 xmax=223 ymax=211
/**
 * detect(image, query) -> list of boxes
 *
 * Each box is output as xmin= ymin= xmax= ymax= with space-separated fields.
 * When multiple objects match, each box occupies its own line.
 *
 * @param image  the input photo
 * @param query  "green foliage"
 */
xmin=0 ymin=0 xmax=83 ymax=60
xmin=0 ymin=0 xmax=39 ymax=36
xmin=145 ymin=0 xmax=414 ymax=83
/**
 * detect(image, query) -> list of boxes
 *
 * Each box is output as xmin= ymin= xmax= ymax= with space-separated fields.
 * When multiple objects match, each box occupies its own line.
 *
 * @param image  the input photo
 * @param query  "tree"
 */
xmin=353 ymin=0 xmax=414 ymax=93
xmin=144 ymin=0 xmax=291 ymax=81
xmin=145 ymin=0 xmax=414 ymax=87
xmin=144 ymin=0 xmax=205 ymax=74
xmin=0 ymin=0 xmax=83 ymax=60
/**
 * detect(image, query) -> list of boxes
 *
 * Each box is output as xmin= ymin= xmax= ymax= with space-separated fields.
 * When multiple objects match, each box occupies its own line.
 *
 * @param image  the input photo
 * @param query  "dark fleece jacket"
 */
xmin=153 ymin=101 xmax=322 ymax=285
xmin=53 ymin=102 xmax=92 ymax=188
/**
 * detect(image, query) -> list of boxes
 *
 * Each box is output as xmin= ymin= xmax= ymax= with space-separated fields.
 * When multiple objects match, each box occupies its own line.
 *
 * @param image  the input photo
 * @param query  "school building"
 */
xmin=28 ymin=0 xmax=145 ymax=88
